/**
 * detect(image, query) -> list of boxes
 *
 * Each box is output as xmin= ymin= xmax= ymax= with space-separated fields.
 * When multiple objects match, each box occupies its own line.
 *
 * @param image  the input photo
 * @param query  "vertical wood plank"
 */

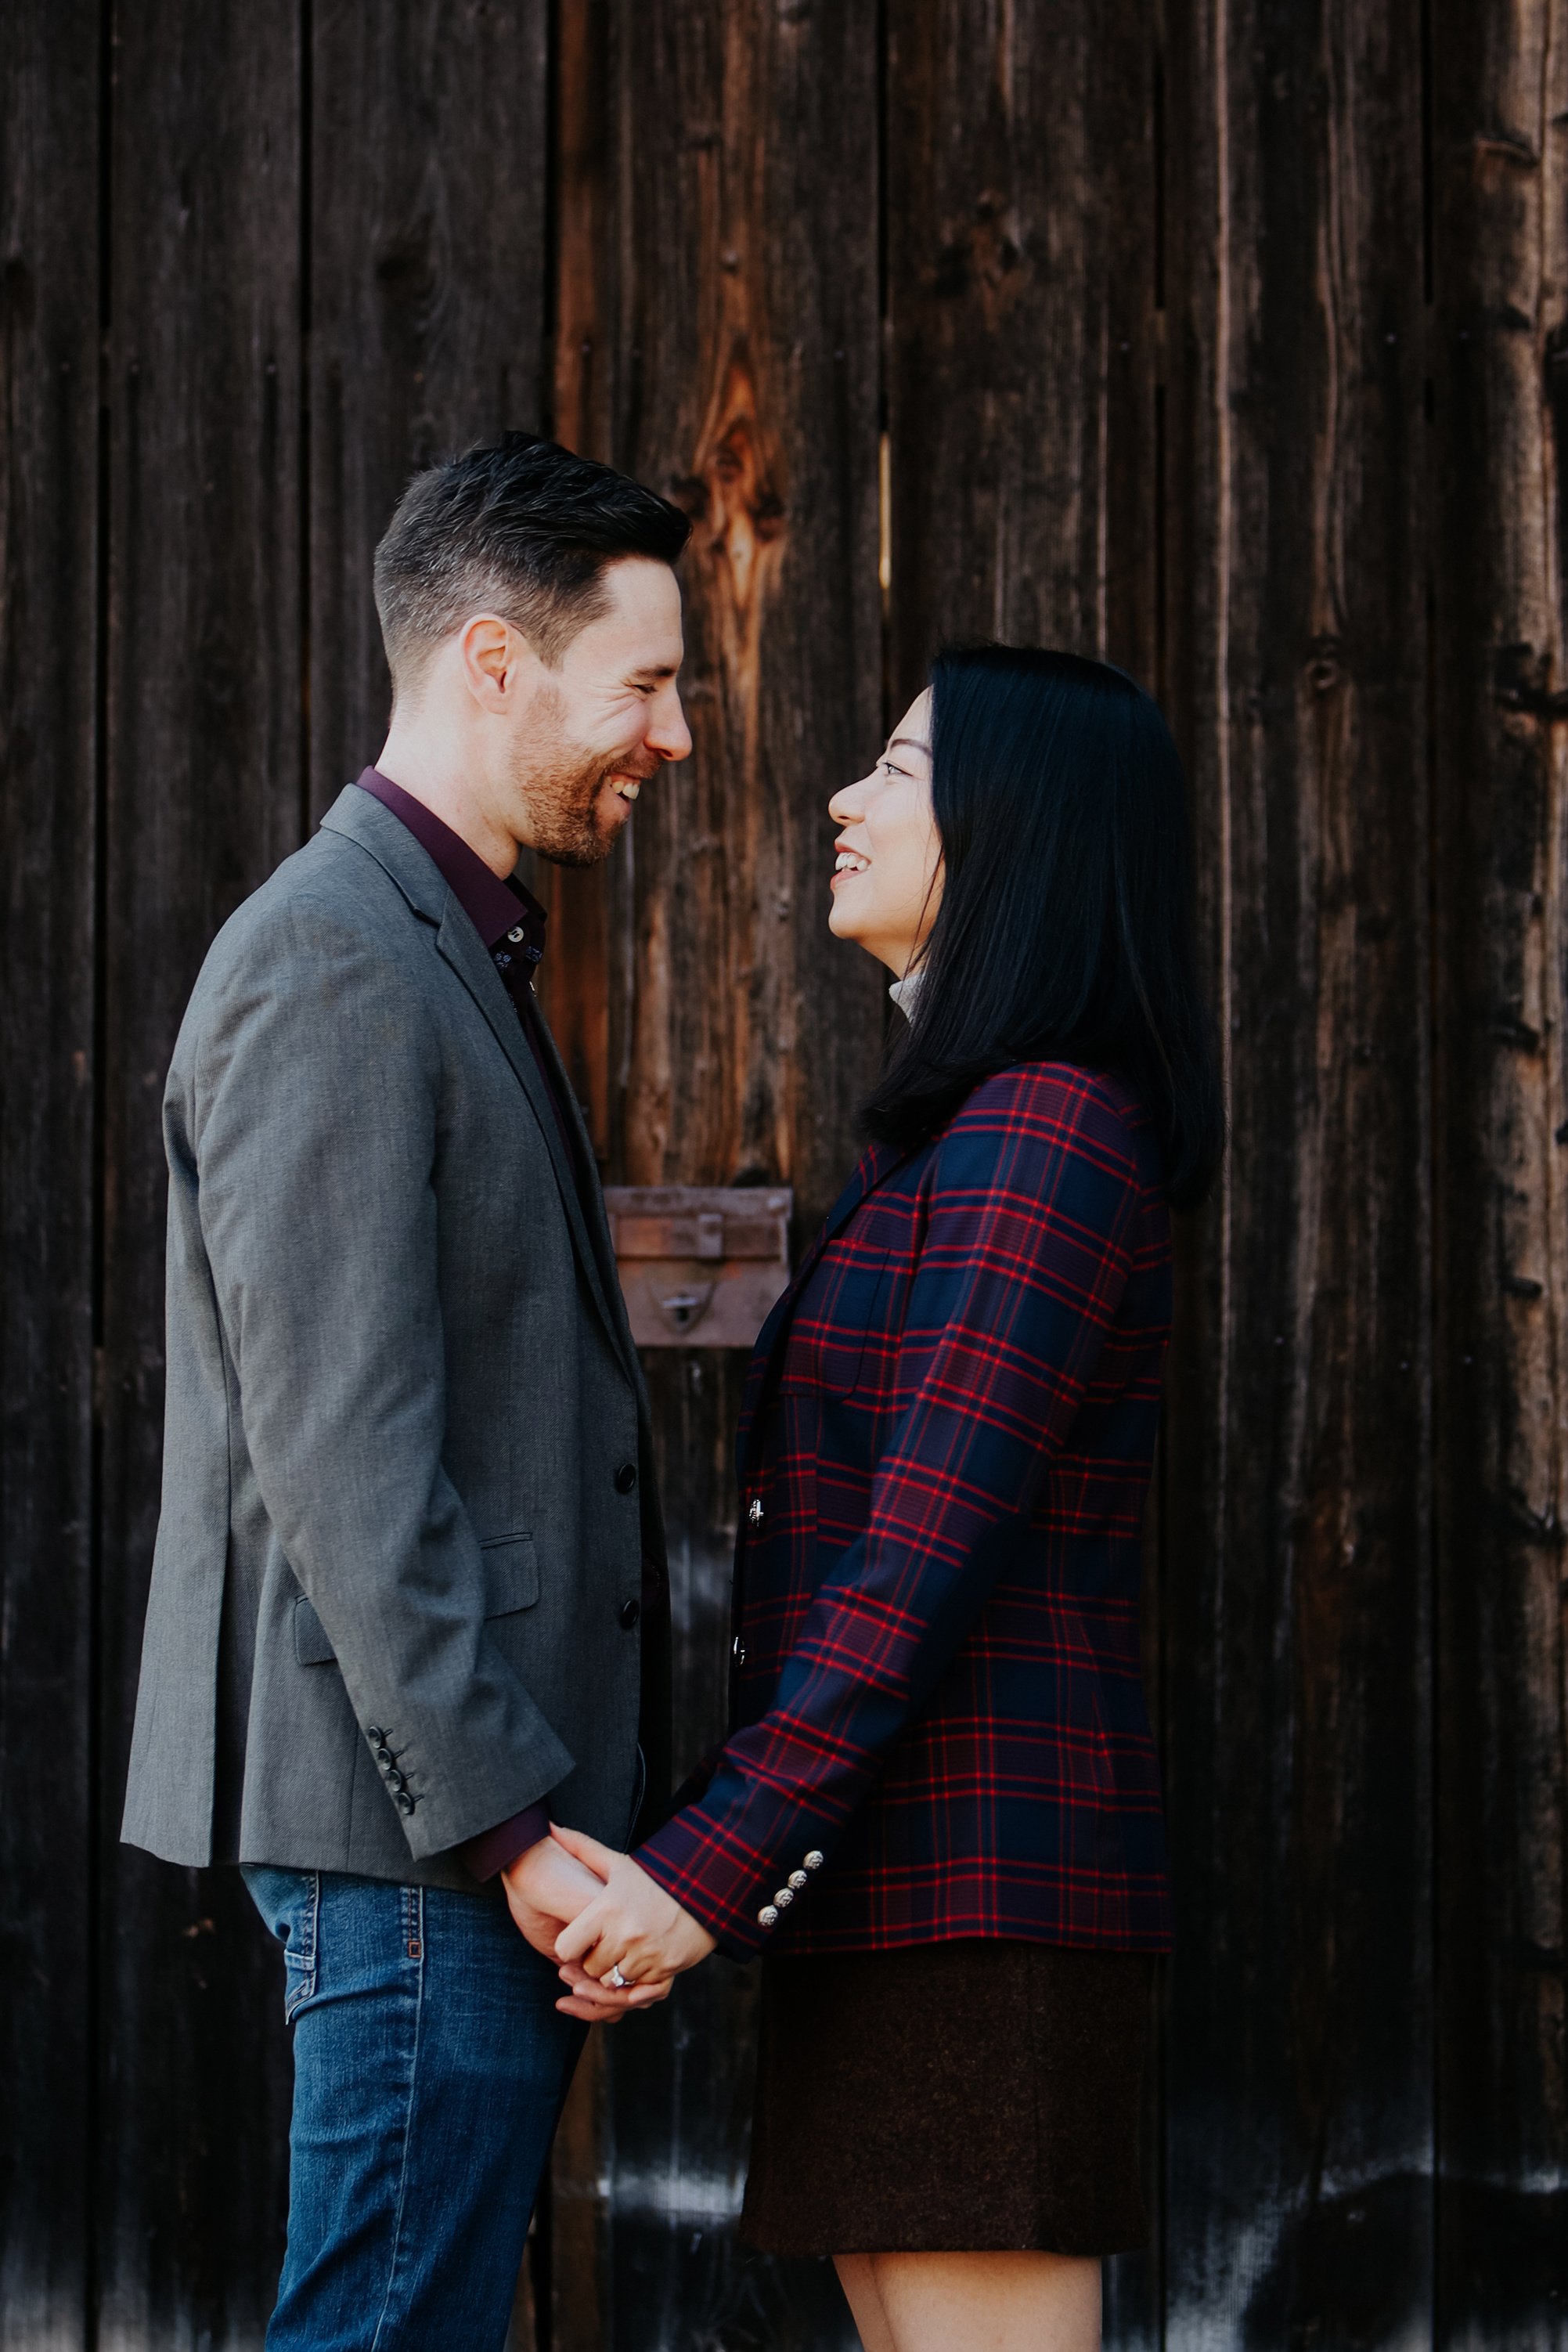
xmin=544 ymin=5 xmax=885 ymax=2343
xmin=1430 ymin=1 xmax=1568 ymax=2339
xmin=308 ymin=0 xmax=550 ymax=819
xmin=1160 ymin=0 xmax=1433 ymax=2341
xmin=604 ymin=1 xmax=886 ymax=1236
xmin=0 ymin=2 xmax=100 ymax=2342
xmin=885 ymin=0 xmax=1161 ymax=705
xmin=98 ymin=5 xmax=302 ymax=2338
xmin=882 ymin=8 xmax=1164 ymax=2339
xmin=535 ymin=0 xmax=615 ymax=1153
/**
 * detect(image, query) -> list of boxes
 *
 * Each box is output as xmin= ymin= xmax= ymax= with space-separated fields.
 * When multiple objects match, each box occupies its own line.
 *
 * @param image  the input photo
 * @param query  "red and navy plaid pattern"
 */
xmin=635 ymin=1062 xmax=1173 ymax=1961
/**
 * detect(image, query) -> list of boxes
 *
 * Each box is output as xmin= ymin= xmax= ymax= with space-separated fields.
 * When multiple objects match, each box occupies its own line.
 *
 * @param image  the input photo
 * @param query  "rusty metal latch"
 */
xmin=604 ymin=1185 xmax=792 ymax=1347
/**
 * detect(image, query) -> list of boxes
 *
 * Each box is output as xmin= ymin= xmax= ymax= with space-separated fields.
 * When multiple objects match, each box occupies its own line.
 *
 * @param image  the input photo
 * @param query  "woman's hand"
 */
xmin=549 ymin=1824 xmax=716 ymax=1986
xmin=505 ymin=1834 xmax=672 ymax=2022
xmin=500 ymin=1833 xmax=672 ymax=2022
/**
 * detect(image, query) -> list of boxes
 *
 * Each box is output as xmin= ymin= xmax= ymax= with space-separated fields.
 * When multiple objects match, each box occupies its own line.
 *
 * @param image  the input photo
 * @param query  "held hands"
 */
xmin=548 ymin=1824 xmax=717 ymax=1990
xmin=500 ymin=1834 xmax=673 ymax=2024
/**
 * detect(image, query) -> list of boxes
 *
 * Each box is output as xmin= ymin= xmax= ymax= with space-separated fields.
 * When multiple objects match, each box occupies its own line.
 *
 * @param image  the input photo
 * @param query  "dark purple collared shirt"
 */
xmin=351 ymin=767 xmax=568 ymax=1881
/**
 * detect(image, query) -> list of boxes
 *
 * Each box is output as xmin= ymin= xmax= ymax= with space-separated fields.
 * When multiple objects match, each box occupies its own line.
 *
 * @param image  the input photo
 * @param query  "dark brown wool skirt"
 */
xmin=741 ymin=1940 xmax=1153 ymax=2258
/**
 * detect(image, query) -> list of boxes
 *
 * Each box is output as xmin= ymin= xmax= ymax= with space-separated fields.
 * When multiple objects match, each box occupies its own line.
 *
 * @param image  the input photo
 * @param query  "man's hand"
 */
xmin=550 ymin=1824 xmax=716 ymax=1986
xmin=500 ymin=1835 xmax=672 ymax=2024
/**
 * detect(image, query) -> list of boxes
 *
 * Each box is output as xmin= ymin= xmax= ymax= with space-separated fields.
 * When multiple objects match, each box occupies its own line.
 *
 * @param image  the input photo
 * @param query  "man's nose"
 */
xmin=647 ymin=685 xmax=693 ymax=764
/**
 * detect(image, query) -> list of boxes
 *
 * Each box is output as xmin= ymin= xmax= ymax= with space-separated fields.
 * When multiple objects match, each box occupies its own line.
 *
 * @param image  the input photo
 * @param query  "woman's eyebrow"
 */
xmin=885 ymin=736 xmax=928 ymax=758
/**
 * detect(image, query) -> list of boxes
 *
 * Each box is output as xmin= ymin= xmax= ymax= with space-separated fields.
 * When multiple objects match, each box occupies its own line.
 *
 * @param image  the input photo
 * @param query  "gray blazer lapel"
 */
xmin=432 ymin=904 xmax=634 ymax=1379
xmin=319 ymin=785 xmax=635 ymax=1380
xmin=525 ymin=995 xmax=643 ymax=1373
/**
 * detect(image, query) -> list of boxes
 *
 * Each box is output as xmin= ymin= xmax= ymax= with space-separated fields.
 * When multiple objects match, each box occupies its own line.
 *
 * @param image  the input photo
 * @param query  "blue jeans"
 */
xmin=243 ymin=1867 xmax=585 ymax=2351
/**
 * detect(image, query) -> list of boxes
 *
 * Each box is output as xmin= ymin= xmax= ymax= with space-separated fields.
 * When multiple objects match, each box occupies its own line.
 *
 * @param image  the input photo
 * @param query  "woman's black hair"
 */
xmin=861 ymin=643 xmax=1224 ymax=1209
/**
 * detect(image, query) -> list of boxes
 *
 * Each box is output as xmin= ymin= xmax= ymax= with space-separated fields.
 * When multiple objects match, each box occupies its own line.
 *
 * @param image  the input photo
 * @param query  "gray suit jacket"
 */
xmin=121 ymin=785 xmax=667 ymax=1892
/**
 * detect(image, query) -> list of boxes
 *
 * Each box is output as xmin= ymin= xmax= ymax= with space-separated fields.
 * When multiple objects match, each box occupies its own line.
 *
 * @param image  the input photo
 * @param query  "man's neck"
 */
xmin=374 ymin=729 xmax=517 ymax=880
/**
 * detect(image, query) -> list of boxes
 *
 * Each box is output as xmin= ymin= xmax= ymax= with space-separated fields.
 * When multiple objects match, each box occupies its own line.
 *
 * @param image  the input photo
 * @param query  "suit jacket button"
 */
xmin=615 ymin=1463 xmax=638 ymax=1494
xmin=748 ymin=1498 xmax=764 ymax=1524
xmin=618 ymin=1598 xmax=641 ymax=1629
xmin=758 ymin=1905 xmax=780 ymax=1928
xmin=396 ymin=1791 xmax=416 ymax=1816
xmin=732 ymin=1637 xmax=748 ymax=1663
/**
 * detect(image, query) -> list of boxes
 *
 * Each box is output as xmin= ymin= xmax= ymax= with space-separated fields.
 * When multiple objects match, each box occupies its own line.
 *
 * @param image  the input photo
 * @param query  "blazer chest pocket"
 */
xmin=292 ymin=1533 xmax=539 ymax=1665
xmin=815 ymin=1247 xmax=892 ymax=1399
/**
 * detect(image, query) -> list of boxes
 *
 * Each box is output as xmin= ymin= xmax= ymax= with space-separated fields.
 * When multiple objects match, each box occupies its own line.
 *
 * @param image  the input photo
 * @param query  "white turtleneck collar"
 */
xmin=889 ymin=968 xmax=924 ymax=1015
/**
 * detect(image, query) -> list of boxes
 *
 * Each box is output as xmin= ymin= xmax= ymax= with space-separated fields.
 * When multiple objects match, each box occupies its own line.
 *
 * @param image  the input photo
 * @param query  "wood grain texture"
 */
xmin=884 ymin=0 xmax=1161 ymax=705
xmin=0 ymin=3 xmax=99 ymax=2343
xmin=540 ymin=5 xmax=884 ymax=2343
xmin=535 ymin=0 xmax=614 ymax=1153
xmin=307 ymin=0 xmax=550 ymax=817
xmin=1430 ymin=1 xmax=1568 ymax=2338
xmin=883 ymin=11 xmax=1164 ymax=2339
xmin=1161 ymin=0 xmax=1433 ymax=2341
xmin=96 ymin=4 xmax=303 ymax=2336
xmin=599 ymin=0 xmax=886 ymax=1234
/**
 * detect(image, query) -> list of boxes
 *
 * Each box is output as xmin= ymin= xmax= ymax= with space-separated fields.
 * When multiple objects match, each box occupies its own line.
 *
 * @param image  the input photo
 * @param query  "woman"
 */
xmin=552 ymin=645 xmax=1224 ymax=2351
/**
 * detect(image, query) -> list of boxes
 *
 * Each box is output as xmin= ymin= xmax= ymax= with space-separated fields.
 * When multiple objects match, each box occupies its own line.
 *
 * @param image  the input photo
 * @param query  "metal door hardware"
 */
xmin=604 ymin=1185 xmax=792 ymax=1347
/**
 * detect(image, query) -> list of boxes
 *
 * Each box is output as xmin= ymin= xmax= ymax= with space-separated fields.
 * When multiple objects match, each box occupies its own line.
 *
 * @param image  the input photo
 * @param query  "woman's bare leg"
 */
xmin=837 ymin=2250 xmax=1100 ymax=2352
xmin=834 ymin=2256 xmax=899 ymax=2352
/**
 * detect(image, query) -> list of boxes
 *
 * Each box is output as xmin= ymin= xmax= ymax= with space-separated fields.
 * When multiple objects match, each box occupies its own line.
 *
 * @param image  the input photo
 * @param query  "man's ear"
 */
xmin=458 ymin=613 xmax=533 ymax=712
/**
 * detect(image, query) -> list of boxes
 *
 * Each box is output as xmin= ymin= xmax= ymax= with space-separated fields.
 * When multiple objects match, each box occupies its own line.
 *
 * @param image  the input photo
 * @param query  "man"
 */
xmin=121 ymin=432 xmax=693 ymax=2348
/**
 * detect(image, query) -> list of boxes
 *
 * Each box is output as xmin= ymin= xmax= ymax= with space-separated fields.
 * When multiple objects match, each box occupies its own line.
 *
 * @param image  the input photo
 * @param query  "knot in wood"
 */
xmin=1307 ymin=636 xmax=1343 ymax=693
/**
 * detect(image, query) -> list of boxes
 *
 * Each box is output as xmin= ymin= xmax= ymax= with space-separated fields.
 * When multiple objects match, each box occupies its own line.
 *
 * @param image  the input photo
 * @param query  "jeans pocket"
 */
xmin=241 ymin=1864 xmax=320 ymax=2020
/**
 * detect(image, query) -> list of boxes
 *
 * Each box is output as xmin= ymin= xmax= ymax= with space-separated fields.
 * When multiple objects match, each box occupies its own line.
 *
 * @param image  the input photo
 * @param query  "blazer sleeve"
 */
xmin=187 ymin=892 xmax=575 ymax=1859
xmin=633 ymin=1066 xmax=1144 ymax=1955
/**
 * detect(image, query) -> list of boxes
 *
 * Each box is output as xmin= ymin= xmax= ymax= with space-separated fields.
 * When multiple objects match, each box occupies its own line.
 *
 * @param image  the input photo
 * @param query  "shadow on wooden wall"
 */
xmin=2 ymin=1 xmax=1564 ymax=2347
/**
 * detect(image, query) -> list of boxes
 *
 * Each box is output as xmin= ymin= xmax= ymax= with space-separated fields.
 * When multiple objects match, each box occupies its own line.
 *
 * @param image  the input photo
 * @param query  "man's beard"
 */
xmin=510 ymin=687 xmax=657 ymax=868
xmin=521 ymin=742 xmax=622 ymax=868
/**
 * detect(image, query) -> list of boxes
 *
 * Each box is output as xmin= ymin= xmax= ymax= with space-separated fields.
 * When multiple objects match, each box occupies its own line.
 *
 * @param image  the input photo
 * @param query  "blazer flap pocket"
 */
xmin=481 ymin=1531 xmax=539 ymax=1618
xmin=292 ymin=1535 xmax=539 ymax=1664
xmin=294 ymin=1594 xmax=337 ymax=1666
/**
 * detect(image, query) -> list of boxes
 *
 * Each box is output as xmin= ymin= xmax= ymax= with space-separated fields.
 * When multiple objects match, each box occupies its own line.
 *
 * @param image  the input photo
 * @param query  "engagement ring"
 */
xmin=606 ymin=1966 xmax=629 ymax=1989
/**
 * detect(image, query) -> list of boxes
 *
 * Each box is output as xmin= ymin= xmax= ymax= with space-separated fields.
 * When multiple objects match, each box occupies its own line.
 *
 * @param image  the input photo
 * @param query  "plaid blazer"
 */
xmin=635 ymin=1061 xmax=1173 ymax=1961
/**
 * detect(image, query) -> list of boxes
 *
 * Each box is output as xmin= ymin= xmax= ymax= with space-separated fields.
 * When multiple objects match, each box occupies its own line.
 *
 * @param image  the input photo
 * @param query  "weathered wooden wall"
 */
xmin=1160 ymin=0 xmax=1437 ymax=2343
xmin=2 ymin=2 xmax=1565 ymax=2348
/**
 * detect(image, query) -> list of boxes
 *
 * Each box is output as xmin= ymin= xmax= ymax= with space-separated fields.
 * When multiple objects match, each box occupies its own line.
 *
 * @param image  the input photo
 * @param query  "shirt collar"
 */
xmin=351 ymin=767 xmax=548 ymax=966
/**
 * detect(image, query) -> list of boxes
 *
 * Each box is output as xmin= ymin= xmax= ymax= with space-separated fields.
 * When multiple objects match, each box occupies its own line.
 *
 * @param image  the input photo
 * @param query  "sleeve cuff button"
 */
xmin=803 ymin=1850 xmax=824 ymax=1870
xmin=758 ymin=1905 xmax=780 ymax=1928
xmin=773 ymin=1888 xmax=794 ymax=1907
xmin=788 ymin=1871 xmax=808 ymax=1890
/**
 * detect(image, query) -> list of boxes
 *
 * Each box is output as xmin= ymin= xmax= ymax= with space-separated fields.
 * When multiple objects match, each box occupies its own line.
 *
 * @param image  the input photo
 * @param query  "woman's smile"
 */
xmin=825 ymin=691 xmax=942 ymax=971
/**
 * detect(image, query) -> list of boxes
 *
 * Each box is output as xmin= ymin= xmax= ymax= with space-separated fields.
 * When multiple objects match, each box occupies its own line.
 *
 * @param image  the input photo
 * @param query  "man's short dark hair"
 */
xmin=373 ymin=431 xmax=692 ymax=690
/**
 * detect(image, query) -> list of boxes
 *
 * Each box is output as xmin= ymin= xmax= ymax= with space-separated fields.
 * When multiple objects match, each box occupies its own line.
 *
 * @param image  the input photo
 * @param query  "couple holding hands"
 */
xmin=123 ymin=433 xmax=1221 ymax=2351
